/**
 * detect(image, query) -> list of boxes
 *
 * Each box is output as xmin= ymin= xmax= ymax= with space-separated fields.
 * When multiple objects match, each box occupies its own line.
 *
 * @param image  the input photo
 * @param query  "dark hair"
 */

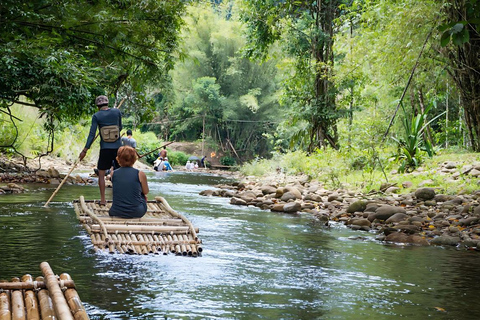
xmin=116 ymin=146 xmax=137 ymax=167
xmin=126 ymin=129 xmax=132 ymax=135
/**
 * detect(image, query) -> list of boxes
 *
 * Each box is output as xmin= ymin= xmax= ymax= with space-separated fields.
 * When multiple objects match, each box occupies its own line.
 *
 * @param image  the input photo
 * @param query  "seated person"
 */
xmin=153 ymin=157 xmax=164 ymax=171
xmin=109 ymin=146 xmax=149 ymax=218
xmin=163 ymin=157 xmax=173 ymax=171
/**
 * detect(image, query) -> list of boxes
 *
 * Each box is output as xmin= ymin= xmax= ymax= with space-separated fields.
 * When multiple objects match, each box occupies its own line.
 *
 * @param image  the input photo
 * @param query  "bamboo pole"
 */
xmin=44 ymin=98 xmax=126 ymax=207
xmin=137 ymin=141 xmax=175 ymax=159
xmin=79 ymin=196 xmax=110 ymax=245
xmin=77 ymin=216 xmax=184 ymax=225
xmin=21 ymin=275 xmax=40 ymax=320
xmin=0 ymin=287 xmax=10 ymax=320
xmin=40 ymin=262 xmax=74 ymax=320
xmin=43 ymin=159 xmax=80 ymax=207
xmin=0 ymin=281 xmax=76 ymax=290
xmin=59 ymin=274 xmax=89 ymax=320
xmin=155 ymin=196 xmax=199 ymax=241
xmin=88 ymin=224 xmax=195 ymax=233
xmin=10 ymin=277 xmax=25 ymax=320
xmin=35 ymin=276 xmax=56 ymax=320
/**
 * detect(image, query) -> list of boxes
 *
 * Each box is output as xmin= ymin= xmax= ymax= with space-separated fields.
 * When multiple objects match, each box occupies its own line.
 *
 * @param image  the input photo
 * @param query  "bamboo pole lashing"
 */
xmin=59 ymin=274 xmax=89 ymax=320
xmin=40 ymin=262 xmax=74 ymax=320
xmin=35 ymin=276 xmax=56 ymax=320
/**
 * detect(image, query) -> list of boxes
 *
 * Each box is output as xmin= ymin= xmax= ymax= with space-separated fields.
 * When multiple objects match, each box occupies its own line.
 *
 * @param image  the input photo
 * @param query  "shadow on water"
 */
xmin=1 ymin=171 xmax=480 ymax=319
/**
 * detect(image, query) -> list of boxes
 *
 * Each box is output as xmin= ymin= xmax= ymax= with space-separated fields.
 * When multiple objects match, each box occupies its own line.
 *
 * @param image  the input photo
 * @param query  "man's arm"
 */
xmin=79 ymin=115 xmax=98 ymax=160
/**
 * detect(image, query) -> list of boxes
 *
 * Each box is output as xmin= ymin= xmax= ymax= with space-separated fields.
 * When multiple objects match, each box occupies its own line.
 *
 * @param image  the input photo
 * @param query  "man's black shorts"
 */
xmin=97 ymin=148 xmax=119 ymax=170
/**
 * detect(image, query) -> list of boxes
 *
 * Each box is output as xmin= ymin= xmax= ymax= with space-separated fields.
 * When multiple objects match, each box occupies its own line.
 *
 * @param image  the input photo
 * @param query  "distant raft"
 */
xmin=73 ymin=196 xmax=202 ymax=256
xmin=0 ymin=261 xmax=89 ymax=320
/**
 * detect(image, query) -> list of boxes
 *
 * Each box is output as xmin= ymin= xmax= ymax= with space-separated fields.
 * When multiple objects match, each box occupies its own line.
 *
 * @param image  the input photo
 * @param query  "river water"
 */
xmin=1 ymin=171 xmax=480 ymax=319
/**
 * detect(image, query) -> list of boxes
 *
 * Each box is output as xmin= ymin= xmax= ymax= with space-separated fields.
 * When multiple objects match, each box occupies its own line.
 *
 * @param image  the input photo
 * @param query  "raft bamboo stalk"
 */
xmin=77 ymin=216 xmax=184 ymax=225
xmin=155 ymin=196 xmax=199 ymax=240
xmin=40 ymin=262 xmax=74 ymax=320
xmin=79 ymin=196 xmax=109 ymax=242
xmin=35 ymin=276 xmax=56 ymax=320
xmin=11 ymin=277 xmax=25 ymax=320
xmin=59 ymin=274 xmax=89 ymax=320
xmin=20 ymin=274 xmax=40 ymax=320
xmin=0 ymin=289 xmax=10 ymax=320
xmin=88 ymin=224 xmax=196 ymax=233
xmin=0 ymin=281 xmax=76 ymax=290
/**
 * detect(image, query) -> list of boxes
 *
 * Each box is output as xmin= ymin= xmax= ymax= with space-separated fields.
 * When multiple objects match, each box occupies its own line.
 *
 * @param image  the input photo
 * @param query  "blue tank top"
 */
xmin=109 ymin=167 xmax=147 ymax=218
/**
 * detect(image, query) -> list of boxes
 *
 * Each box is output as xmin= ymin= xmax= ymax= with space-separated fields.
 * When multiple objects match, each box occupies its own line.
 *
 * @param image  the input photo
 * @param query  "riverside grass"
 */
xmin=240 ymin=148 xmax=480 ymax=196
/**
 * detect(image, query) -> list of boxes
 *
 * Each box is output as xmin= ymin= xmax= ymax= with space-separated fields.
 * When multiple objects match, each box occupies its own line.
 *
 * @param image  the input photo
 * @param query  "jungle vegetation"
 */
xmin=0 ymin=0 xmax=479 ymax=182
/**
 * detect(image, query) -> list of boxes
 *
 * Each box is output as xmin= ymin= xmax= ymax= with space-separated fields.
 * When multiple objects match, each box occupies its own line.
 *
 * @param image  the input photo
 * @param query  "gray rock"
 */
xmin=284 ymin=186 xmax=302 ymax=199
xmin=261 ymin=185 xmax=277 ymax=195
xmin=283 ymin=202 xmax=302 ymax=213
xmin=304 ymin=193 xmax=323 ymax=202
xmin=385 ymin=212 xmax=408 ymax=223
xmin=230 ymin=197 xmax=247 ymax=205
xmin=271 ymin=203 xmax=285 ymax=212
xmin=346 ymin=200 xmax=367 ymax=213
xmin=415 ymin=188 xmax=436 ymax=200
xmin=402 ymin=181 xmax=413 ymax=188
xmin=281 ymin=192 xmax=298 ymax=202
xmin=431 ymin=236 xmax=461 ymax=246
xmin=350 ymin=218 xmax=371 ymax=227
xmin=370 ymin=205 xmax=406 ymax=221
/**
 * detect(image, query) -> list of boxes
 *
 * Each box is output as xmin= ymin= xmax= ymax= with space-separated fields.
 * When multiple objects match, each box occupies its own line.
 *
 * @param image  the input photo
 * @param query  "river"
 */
xmin=0 ymin=171 xmax=480 ymax=319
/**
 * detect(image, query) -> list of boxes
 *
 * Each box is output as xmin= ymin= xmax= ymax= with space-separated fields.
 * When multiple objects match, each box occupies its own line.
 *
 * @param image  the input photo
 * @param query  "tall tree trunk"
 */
xmin=309 ymin=0 xmax=339 ymax=152
xmin=444 ymin=0 xmax=480 ymax=150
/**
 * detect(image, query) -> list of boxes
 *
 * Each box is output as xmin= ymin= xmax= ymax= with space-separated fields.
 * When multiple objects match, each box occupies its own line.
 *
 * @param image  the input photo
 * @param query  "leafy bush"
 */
xmin=220 ymin=156 xmax=236 ymax=166
xmin=168 ymin=150 xmax=189 ymax=166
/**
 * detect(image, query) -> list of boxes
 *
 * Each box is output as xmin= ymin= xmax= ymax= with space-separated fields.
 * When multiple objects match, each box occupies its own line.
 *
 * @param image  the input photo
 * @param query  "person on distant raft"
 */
xmin=121 ymin=129 xmax=137 ymax=148
xmin=79 ymin=95 xmax=122 ymax=206
xmin=163 ymin=157 xmax=173 ymax=171
xmin=109 ymin=146 xmax=149 ymax=218
xmin=153 ymin=157 xmax=164 ymax=171
xmin=158 ymin=146 xmax=167 ymax=159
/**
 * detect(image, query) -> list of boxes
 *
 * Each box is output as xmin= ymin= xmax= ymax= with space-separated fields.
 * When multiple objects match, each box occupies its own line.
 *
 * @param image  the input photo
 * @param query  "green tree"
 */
xmin=239 ymin=0 xmax=344 ymax=152
xmin=0 ymin=0 xmax=185 ymax=154
xmin=167 ymin=3 xmax=282 ymax=159
xmin=439 ymin=0 xmax=480 ymax=150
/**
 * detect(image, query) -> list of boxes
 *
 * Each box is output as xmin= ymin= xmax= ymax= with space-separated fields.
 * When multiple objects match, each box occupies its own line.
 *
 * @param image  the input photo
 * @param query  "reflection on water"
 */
xmin=1 ymin=171 xmax=480 ymax=319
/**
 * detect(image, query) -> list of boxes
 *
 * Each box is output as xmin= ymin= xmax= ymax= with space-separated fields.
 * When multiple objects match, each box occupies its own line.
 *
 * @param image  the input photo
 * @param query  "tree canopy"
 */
xmin=0 ymin=0 xmax=185 ymax=136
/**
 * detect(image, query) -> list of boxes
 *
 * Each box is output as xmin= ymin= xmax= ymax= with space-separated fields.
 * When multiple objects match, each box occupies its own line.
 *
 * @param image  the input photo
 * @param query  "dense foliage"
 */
xmin=1 ymin=0 xmax=479 ymax=174
xmin=0 ymin=0 xmax=185 ymax=156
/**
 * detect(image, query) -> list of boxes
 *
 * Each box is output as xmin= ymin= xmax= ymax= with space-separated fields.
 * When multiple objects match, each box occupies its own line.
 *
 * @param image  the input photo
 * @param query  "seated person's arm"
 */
xmin=139 ymin=171 xmax=149 ymax=196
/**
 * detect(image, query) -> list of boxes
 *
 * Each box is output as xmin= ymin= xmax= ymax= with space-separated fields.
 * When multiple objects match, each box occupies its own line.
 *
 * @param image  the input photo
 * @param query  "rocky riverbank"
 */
xmin=200 ymin=161 xmax=480 ymax=250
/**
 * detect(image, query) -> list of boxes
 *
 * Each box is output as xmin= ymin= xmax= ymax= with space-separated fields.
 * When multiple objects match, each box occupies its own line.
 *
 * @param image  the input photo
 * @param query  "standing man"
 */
xmin=158 ymin=146 xmax=167 ymax=159
xmin=121 ymin=129 xmax=137 ymax=148
xmin=79 ymin=95 xmax=122 ymax=205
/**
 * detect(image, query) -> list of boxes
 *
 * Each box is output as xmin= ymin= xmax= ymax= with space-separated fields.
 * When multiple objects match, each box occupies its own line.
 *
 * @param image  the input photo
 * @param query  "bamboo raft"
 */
xmin=0 ymin=262 xmax=89 ymax=320
xmin=73 ymin=196 xmax=202 ymax=256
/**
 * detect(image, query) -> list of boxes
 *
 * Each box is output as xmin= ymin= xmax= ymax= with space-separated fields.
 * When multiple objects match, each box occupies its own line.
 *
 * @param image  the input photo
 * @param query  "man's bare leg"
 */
xmin=98 ymin=169 xmax=106 ymax=205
